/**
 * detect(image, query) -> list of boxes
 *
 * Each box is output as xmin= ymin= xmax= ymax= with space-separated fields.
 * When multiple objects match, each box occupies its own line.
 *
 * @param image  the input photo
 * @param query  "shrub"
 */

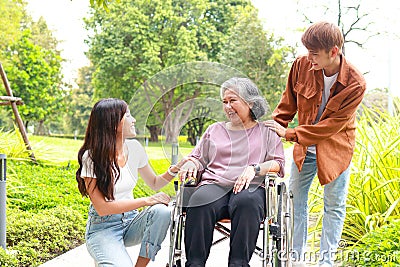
xmin=0 ymin=129 xmax=32 ymax=162
xmin=343 ymin=103 xmax=400 ymax=244
xmin=7 ymin=161 xmax=90 ymax=216
xmin=6 ymin=206 xmax=86 ymax=267
xmin=344 ymin=220 xmax=400 ymax=266
xmin=0 ymin=248 xmax=18 ymax=267
xmin=4 ymin=160 xmax=89 ymax=266
xmin=308 ymin=100 xmax=400 ymax=249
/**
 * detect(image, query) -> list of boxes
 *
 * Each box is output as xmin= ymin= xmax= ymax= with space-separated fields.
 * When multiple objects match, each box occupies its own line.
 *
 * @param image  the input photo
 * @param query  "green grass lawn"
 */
xmin=29 ymin=134 xmax=291 ymax=164
xmin=29 ymin=135 xmax=84 ymax=163
xmin=27 ymin=135 xmax=196 ymax=197
xmin=29 ymin=135 xmax=194 ymax=163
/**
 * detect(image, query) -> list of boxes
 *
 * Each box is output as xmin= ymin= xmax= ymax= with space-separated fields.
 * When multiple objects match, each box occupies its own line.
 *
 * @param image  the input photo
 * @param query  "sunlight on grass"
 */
xmin=145 ymin=143 xmax=194 ymax=161
xmin=29 ymin=135 xmax=83 ymax=163
xmin=28 ymin=135 xmax=195 ymax=163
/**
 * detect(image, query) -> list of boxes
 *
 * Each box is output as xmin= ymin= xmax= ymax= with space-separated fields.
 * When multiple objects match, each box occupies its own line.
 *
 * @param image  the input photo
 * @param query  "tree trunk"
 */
xmin=146 ymin=125 xmax=159 ymax=142
xmin=187 ymin=123 xmax=196 ymax=146
xmin=35 ymin=120 xmax=46 ymax=135
xmin=165 ymin=118 xmax=180 ymax=143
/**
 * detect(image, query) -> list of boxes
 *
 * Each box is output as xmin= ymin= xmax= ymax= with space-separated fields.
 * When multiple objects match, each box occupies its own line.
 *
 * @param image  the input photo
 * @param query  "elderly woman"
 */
xmin=180 ymin=77 xmax=285 ymax=266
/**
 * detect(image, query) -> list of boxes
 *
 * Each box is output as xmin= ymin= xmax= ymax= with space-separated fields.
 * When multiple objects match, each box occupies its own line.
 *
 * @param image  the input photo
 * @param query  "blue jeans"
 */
xmin=289 ymin=152 xmax=350 ymax=266
xmin=85 ymin=204 xmax=170 ymax=267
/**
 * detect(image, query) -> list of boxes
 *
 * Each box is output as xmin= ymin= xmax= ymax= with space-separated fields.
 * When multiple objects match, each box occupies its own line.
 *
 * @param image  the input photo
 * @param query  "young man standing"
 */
xmin=265 ymin=21 xmax=366 ymax=266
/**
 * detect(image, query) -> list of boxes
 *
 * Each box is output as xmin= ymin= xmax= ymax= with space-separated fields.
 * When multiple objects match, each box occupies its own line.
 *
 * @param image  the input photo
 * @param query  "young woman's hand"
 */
xmin=146 ymin=192 xmax=171 ymax=206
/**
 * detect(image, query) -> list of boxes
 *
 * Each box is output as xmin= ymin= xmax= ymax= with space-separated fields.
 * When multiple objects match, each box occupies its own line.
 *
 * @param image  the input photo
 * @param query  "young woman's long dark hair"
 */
xmin=76 ymin=98 xmax=127 ymax=200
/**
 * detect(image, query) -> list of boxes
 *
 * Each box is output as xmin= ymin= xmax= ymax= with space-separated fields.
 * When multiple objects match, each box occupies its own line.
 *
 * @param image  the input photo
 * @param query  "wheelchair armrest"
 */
xmin=265 ymin=172 xmax=278 ymax=187
xmin=266 ymin=172 xmax=278 ymax=179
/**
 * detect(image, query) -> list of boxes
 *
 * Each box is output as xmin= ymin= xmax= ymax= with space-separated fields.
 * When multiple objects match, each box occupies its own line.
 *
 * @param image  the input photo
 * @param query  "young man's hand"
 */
xmin=264 ymin=120 xmax=286 ymax=138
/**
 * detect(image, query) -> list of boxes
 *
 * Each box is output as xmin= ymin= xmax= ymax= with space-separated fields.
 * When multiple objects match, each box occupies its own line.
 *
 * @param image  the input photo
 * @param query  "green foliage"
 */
xmin=7 ymin=161 xmax=90 ymax=215
xmin=85 ymin=0 xmax=251 ymax=101
xmin=343 ymin=102 xmax=400 ymax=244
xmin=0 ymin=0 xmax=24 ymax=56
xmin=344 ymin=220 xmax=400 ymax=266
xmin=84 ymin=0 xmax=254 ymax=143
xmin=89 ymin=0 xmax=118 ymax=11
xmin=64 ymin=65 xmax=95 ymax=135
xmin=1 ymin=158 xmax=89 ymax=266
xmin=4 ymin=29 xmax=64 ymax=129
xmin=0 ymin=129 xmax=31 ymax=161
xmin=1 ymin=0 xmax=67 ymax=134
xmin=6 ymin=206 xmax=86 ymax=267
xmin=0 ymin=248 xmax=18 ymax=267
xmin=29 ymin=17 xmax=59 ymax=51
xmin=218 ymin=5 xmax=292 ymax=112
xmin=307 ymin=100 xmax=400 ymax=251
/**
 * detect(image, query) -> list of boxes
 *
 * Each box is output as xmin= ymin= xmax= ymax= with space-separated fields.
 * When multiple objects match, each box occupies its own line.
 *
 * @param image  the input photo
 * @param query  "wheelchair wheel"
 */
xmin=276 ymin=182 xmax=294 ymax=267
xmin=168 ymin=187 xmax=185 ymax=267
xmin=168 ymin=211 xmax=184 ymax=267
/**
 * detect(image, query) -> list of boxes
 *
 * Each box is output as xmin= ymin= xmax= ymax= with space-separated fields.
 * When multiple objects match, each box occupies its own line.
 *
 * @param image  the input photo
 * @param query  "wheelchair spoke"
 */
xmin=275 ymin=182 xmax=294 ymax=267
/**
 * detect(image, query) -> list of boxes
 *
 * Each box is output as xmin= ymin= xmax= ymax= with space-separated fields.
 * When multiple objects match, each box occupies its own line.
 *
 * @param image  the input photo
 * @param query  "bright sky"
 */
xmin=26 ymin=0 xmax=400 ymax=97
xmin=26 ymin=0 xmax=90 ymax=86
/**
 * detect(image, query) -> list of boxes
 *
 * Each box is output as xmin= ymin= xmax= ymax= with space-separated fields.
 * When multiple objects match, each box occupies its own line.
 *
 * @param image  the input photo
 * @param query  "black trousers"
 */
xmin=184 ymin=184 xmax=265 ymax=267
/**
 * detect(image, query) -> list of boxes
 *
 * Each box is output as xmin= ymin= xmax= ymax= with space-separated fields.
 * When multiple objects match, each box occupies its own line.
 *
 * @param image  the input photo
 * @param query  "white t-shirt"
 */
xmin=307 ymin=71 xmax=339 ymax=154
xmin=80 ymin=139 xmax=148 ymax=200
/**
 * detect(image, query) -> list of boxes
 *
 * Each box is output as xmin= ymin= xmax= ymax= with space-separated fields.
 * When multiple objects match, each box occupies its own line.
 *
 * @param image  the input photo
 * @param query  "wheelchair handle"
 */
xmin=174 ymin=180 xmax=178 ymax=192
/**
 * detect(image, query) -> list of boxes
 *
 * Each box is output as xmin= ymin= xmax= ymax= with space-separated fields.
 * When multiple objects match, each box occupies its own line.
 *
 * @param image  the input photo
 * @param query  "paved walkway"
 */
xmin=38 ymin=231 xmax=320 ymax=266
xmin=38 ymin=226 xmax=267 ymax=266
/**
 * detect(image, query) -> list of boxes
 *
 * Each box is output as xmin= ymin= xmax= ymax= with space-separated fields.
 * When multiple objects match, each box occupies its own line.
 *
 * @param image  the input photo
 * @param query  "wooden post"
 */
xmin=0 ymin=62 xmax=36 ymax=163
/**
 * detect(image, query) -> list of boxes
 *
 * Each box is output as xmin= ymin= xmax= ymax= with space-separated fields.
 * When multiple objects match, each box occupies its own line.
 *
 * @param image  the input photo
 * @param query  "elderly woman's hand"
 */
xmin=178 ymin=157 xmax=200 ymax=185
xmin=233 ymin=166 xmax=256 ymax=194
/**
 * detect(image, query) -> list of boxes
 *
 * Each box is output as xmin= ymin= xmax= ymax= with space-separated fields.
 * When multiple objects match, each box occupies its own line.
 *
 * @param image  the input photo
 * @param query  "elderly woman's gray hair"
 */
xmin=220 ymin=77 xmax=269 ymax=120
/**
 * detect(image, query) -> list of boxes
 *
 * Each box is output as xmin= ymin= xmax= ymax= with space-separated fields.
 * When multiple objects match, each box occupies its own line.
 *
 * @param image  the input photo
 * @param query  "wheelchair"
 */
xmin=166 ymin=173 xmax=294 ymax=267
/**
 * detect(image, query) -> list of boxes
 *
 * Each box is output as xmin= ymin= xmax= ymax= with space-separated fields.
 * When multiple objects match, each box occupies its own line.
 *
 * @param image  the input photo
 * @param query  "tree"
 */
xmin=0 ymin=0 xmax=24 ymax=53
xmin=64 ymin=65 xmax=95 ymax=135
xmin=0 ymin=0 xmax=66 ymax=134
xmin=0 ymin=0 xmax=25 ymax=101
xmin=296 ymin=0 xmax=380 ymax=55
xmin=184 ymin=106 xmax=215 ymax=146
xmin=29 ymin=16 xmax=59 ymax=51
xmin=89 ymin=0 xmax=118 ymax=10
xmin=85 ymin=0 xmax=253 ymax=142
xmin=4 ymin=29 xmax=64 ymax=134
xmin=85 ymin=0 xmax=251 ymax=101
xmin=218 ymin=6 xmax=293 ymax=113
